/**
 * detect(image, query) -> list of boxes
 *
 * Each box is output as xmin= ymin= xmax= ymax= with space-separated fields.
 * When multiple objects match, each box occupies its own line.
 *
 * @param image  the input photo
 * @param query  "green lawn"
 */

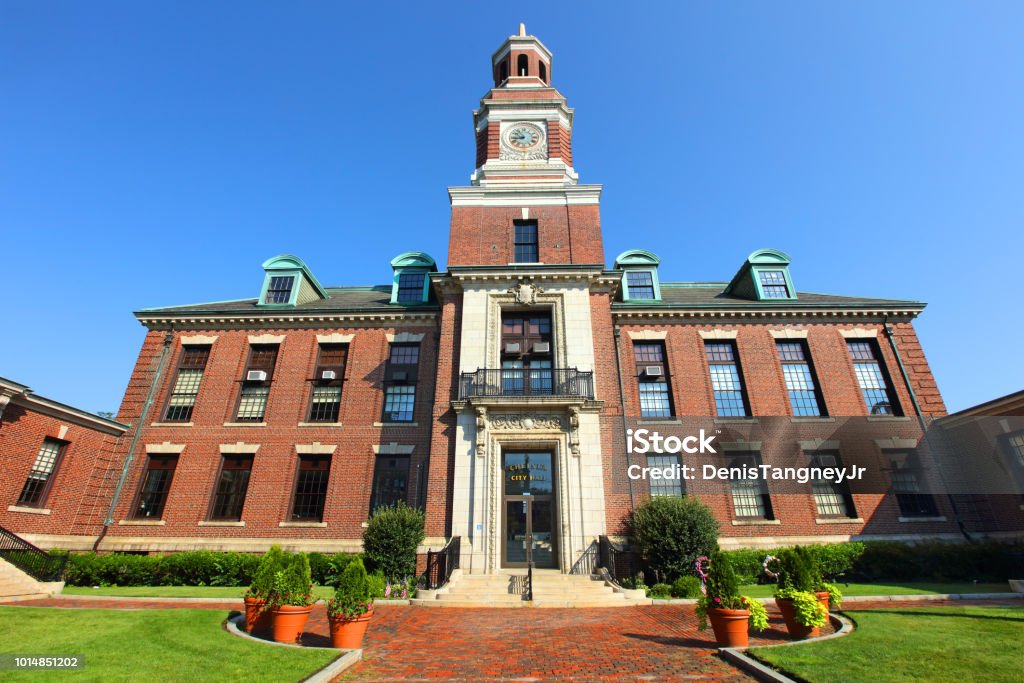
xmin=737 ymin=581 xmax=1010 ymax=599
xmin=62 ymin=585 xmax=335 ymax=599
xmin=0 ymin=607 xmax=338 ymax=682
xmin=750 ymin=606 xmax=1024 ymax=683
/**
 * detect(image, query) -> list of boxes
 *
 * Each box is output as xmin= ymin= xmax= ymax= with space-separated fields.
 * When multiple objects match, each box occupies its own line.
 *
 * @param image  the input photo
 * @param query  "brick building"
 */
xmin=7 ymin=27 xmax=1016 ymax=568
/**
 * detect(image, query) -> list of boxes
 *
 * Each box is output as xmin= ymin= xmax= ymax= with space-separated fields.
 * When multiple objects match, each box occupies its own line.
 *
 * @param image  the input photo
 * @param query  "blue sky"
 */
xmin=2 ymin=2 xmax=1021 ymax=414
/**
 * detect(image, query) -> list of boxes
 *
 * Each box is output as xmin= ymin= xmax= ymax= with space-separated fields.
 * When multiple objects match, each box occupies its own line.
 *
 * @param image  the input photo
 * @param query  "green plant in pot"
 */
xmin=695 ymin=552 xmax=769 ymax=648
xmin=266 ymin=552 xmax=316 ymax=644
xmin=243 ymin=545 xmax=286 ymax=634
xmin=326 ymin=558 xmax=374 ymax=649
xmin=772 ymin=547 xmax=832 ymax=639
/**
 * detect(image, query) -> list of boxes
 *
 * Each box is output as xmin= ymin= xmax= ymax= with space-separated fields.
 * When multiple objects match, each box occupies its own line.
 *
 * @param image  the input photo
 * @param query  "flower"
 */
xmin=713 ymin=597 xmax=721 ymax=604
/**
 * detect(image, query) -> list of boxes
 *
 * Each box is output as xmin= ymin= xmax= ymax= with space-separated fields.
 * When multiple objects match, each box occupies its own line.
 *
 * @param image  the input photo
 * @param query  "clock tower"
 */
xmin=447 ymin=24 xmax=605 ymax=267
xmin=436 ymin=26 xmax=614 ymax=575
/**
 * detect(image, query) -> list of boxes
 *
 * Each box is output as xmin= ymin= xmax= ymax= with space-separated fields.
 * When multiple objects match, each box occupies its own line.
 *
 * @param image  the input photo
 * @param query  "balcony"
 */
xmin=459 ymin=368 xmax=595 ymax=400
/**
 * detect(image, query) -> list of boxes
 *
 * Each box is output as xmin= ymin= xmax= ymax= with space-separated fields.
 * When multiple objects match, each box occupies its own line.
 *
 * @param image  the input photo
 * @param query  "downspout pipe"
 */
xmin=612 ymin=325 xmax=636 ymax=514
xmin=882 ymin=318 xmax=972 ymax=542
xmin=93 ymin=329 xmax=175 ymax=551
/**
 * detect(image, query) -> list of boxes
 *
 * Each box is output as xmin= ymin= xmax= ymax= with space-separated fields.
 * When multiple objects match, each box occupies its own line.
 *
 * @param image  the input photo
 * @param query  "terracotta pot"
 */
xmin=328 ymin=609 xmax=374 ymax=649
xmin=707 ymin=607 xmax=750 ymax=648
xmin=270 ymin=604 xmax=314 ymax=644
xmin=775 ymin=598 xmax=817 ymax=639
xmin=816 ymin=591 xmax=832 ymax=620
xmin=243 ymin=597 xmax=272 ymax=635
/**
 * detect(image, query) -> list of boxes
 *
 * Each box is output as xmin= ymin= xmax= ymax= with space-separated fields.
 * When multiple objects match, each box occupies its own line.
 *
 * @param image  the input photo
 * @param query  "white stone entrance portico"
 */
xmin=447 ymin=270 xmax=609 ymax=573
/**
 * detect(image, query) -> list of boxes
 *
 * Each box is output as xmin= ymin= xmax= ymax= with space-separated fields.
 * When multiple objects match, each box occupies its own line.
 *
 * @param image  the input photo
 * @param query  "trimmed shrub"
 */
xmin=722 ymin=542 xmax=865 ymax=585
xmin=629 ymin=496 xmax=719 ymax=582
xmin=648 ymin=582 xmax=673 ymax=598
xmin=247 ymin=546 xmax=287 ymax=599
xmin=366 ymin=571 xmax=386 ymax=600
xmin=775 ymin=548 xmax=817 ymax=593
xmin=362 ymin=501 xmax=426 ymax=580
xmin=671 ymin=575 xmax=703 ymax=599
xmin=309 ymin=552 xmax=361 ymax=586
xmin=268 ymin=553 xmax=314 ymax=607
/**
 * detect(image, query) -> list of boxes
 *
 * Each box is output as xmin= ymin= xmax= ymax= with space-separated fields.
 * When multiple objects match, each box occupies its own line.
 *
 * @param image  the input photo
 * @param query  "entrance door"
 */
xmin=502 ymin=451 xmax=557 ymax=568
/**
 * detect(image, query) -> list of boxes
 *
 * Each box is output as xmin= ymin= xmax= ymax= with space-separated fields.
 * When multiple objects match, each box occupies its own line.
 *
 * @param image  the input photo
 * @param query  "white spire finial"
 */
xmin=518 ymin=23 xmax=526 ymax=37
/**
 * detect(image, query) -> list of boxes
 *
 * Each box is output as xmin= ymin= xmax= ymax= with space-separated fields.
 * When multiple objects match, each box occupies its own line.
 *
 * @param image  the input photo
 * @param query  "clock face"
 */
xmin=506 ymin=124 xmax=543 ymax=150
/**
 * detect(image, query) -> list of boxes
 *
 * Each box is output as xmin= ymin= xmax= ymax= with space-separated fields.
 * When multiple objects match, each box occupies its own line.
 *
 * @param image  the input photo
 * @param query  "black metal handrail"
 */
xmin=422 ymin=536 xmax=460 ymax=590
xmin=598 ymin=535 xmax=639 ymax=586
xmin=459 ymin=368 xmax=595 ymax=400
xmin=570 ymin=540 xmax=599 ymax=575
xmin=0 ymin=524 xmax=67 ymax=582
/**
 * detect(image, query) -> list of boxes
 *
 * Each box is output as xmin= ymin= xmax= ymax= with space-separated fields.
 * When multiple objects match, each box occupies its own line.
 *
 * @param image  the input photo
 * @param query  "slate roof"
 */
xmin=615 ymin=283 xmax=924 ymax=310
xmin=136 ymin=286 xmax=439 ymax=317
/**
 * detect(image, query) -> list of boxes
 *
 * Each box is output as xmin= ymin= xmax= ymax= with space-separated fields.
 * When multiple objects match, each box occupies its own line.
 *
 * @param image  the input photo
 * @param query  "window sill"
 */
xmin=374 ymin=422 xmax=419 ymax=427
xmin=119 ymin=519 xmax=166 ymax=526
xmin=279 ymin=521 xmax=327 ymax=528
xmin=199 ymin=520 xmax=245 ymax=527
xmin=638 ymin=418 xmax=681 ymax=425
xmin=715 ymin=417 xmax=758 ymax=424
xmin=866 ymin=416 xmax=912 ymax=422
xmin=790 ymin=417 xmax=836 ymax=423
xmin=223 ymin=422 xmax=267 ymax=427
xmin=151 ymin=422 xmax=194 ymax=427
xmin=897 ymin=516 xmax=947 ymax=523
xmin=815 ymin=517 xmax=864 ymax=525
xmin=731 ymin=519 xmax=780 ymax=526
xmin=297 ymin=422 xmax=343 ymax=428
xmin=7 ymin=505 xmax=50 ymax=515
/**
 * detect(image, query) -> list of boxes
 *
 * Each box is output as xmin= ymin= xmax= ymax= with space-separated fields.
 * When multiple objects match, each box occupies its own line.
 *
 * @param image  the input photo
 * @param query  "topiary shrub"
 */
xmin=671 ymin=575 xmax=703 ymax=599
xmin=267 ymin=552 xmax=314 ymax=607
xmin=328 ymin=557 xmax=372 ymax=619
xmin=362 ymin=501 xmax=425 ymax=580
xmin=629 ymin=496 xmax=719 ymax=582
xmin=246 ymin=546 xmax=287 ymax=601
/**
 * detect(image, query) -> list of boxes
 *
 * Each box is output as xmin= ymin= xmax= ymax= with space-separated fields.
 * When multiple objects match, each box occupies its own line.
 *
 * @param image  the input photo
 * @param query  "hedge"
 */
xmin=58 ymin=550 xmax=360 ymax=587
xmin=722 ymin=540 xmax=1024 ymax=584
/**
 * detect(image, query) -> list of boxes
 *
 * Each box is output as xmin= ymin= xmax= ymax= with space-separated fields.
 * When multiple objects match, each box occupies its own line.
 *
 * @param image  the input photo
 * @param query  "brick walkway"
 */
xmin=3 ymin=596 xmax=1018 ymax=683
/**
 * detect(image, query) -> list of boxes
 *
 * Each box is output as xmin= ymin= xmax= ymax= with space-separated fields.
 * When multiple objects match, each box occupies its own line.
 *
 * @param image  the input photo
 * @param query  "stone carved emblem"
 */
xmin=568 ymin=406 xmax=581 ymax=456
xmin=475 ymin=407 xmax=487 ymax=456
xmin=507 ymin=280 xmax=545 ymax=306
xmin=489 ymin=414 xmax=563 ymax=431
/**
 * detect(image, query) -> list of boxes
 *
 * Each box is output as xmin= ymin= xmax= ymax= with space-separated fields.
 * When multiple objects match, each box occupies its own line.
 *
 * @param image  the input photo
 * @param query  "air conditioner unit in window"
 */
xmin=246 ymin=370 xmax=268 ymax=382
xmin=321 ymin=370 xmax=337 ymax=381
xmin=505 ymin=343 xmax=521 ymax=354
xmin=392 ymin=371 xmax=408 ymax=381
xmin=533 ymin=342 xmax=550 ymax=354
xmin=644 ymin=366 xmax=664 ymax=377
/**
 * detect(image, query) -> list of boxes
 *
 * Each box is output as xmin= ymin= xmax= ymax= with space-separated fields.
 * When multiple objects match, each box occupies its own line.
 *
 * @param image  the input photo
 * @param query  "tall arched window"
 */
xmin=539 ymin=61 xmax=547 ymax=83
xmin=517 ymin=54 xmax=528 ymax=77
xmin=499 ymin=60 xmax=509 ymax=83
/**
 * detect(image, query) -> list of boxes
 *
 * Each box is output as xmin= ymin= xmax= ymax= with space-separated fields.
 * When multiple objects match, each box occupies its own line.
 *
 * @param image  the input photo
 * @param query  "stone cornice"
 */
xmin=612 ymin=308 xmax=921 ymax=322
xmin=448 ymin=184 xmax=601 ymax=207
xmin=0 ymin=378 xmax=128 ymax=434
xmin=136 ymin=311 xmax=439 ymax=330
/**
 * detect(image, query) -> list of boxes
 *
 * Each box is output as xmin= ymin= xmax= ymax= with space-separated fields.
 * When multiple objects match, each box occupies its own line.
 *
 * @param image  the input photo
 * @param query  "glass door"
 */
xmin=502 ymin=451 xmax=558 ymax=568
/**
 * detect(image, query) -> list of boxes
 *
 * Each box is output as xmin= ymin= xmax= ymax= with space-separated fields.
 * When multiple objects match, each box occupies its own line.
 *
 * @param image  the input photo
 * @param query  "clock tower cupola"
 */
xmin=471 ymin=24 xmax=578 ymax=187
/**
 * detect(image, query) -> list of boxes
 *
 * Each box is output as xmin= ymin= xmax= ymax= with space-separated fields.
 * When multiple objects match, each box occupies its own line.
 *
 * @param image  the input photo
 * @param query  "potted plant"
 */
xmin=771 ymin=547 xmax=833 ymax=639
xmin=244 ymin=545 xmax=285 ymax=634
xmin=695 ymin=552 xmax=769 ymax=648
xmin=326 ymin=558 xmax=374 ymax=649
xmin=267 ymin=552 xmax=316 ymax=644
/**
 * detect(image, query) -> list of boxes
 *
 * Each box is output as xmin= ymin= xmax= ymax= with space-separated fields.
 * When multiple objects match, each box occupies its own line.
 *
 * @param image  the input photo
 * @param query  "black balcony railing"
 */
xmin=459 ymin=368 xmax=594 ymax=400
xmin=0 ymin=524 xmax=67 ymax=583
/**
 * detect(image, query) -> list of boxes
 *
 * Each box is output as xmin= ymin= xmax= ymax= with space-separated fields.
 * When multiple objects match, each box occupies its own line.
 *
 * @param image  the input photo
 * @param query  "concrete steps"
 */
xmin=412 ymin=571 xmax=645 ymax=608
xmin=0 ymin=558 xmax=61 ymax=602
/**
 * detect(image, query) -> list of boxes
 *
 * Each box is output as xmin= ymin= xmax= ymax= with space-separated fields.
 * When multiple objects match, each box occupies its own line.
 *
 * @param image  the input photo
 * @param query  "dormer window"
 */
xmin=757 ymin=270 xmax=790 ymax=299
xmin=389 ymin=251 xmax=437 ymax=304
xmin=724 ymin=249 xmax=798 ymax=302
xmin=258 ymin=255 xmax=328 ymax=308
xmin=265 ymin=276 xmax=295 ymax=304
xmin=614 ymin=249 xmax=662 ymax=302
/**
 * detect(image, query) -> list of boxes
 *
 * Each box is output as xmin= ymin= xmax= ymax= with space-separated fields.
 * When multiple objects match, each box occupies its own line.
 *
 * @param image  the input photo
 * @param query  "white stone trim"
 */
xmin=372 ymin=443 xmax=415 ymax=455
xmin=839 ymin=328 xmax=878 ymax=338
xmin=316 ymin=333 xmax=353 ymax=344
xmin=816 ymin=517 xmax=865 ymax=525
xmin=295 ymin=442 xmax=337 ymax=455
xmin=146 ymin=442 xmax=186 ymax=454
xmin=7 ymin=505 xmax=50 ymax=515
xmin=219 ymin=442 xmax=260 ymax=454
xmin=248 ymin=334 xmax=286 ymax=344
xmin=626 ymin=330 xmax=668 ymax=340
xmin=385 ymin=332 xmax=425 ymax=343
xmin=222 ymin=422 xmax=267 ymax=427
xmin=198 ymin=521 xmax=245 ymax=527
xmin=731 ymin=519 xmax=781 ymax=526
xmin=770 ymin=329 xmax=808 ymax=339
xmin=279 ymin=521 xmax=328 ymax=528
xmin=699 ymin=329 xmax=738 ymax=339
xmin=181 ymin=335 xmax=219 ymax=344
xmin=449 ymin=185 xmax=601 ymax=207
xmin=57 ymin=425 xmax=69 ymax=440
xmin=798 ymin=439 xmax=840 ymax=451
xmin=874 ymin=437 xmax=919 ymax=449
xmin=521 ymin=207 xmax=529 ymax=219
xmin=897 ymin=516 xmax=948 ymax=523
xmin=118 ymin=520 xmax=166 ymax=526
